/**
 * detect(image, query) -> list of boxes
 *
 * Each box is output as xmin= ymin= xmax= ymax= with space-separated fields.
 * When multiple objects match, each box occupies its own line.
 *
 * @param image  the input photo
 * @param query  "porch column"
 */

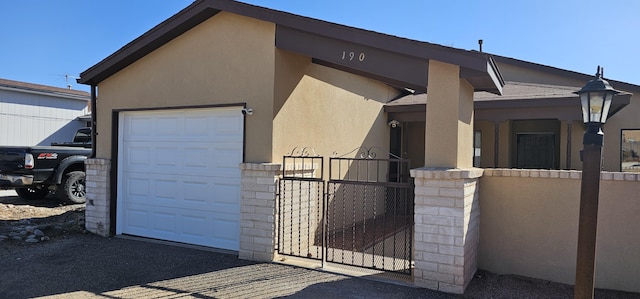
xmin=425 ymin=60 xmax=474 ymax=168
xmin=239 ymin=163 xmax=281 ymax=262
xmin=84 ymin=158 xmax=112 ymax=237
xmin=412 ymin=60 xmax=481 ymax=294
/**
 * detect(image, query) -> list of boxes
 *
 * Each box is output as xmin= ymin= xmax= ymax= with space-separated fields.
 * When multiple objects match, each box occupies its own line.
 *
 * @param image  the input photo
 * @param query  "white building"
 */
xmin=0 ymin=78 xmax=89 ymax=146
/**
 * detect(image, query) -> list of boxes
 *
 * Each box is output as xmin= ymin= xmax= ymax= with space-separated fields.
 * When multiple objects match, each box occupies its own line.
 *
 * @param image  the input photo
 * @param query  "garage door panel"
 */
xmin=155 ymin=116 xmax=181 ymax=136
xmin=124 ymin=177 xmax=218 ymax=211
xmin=122 ymin=202 xmax=238 ymax=248
xmin=155 ymin=147 xmax=179 ymax=167
xmin=183 ymin=147 xmax=210 ymax=168
xmin=124 ymin=141 xmax=238 ymax=175
xmin=154 ymin=179 xmax=179 ymax=200
xmin=127 ymin=146 xmax=151 ymax=167
xmin=127 ymin=177 xmax=151 ymax=197
xmin=214 ymin=184 xmax=241 ymax=204
xmin=154 ymin=212 xmax=178 ymax=232
xmin=124 ymin=208 xmax=149 ymax=229
xmin=182 ymin=215 xmax=208 ymax=237
xmin=184 ymin=116 xmax=210 ymax=136
xmin=182 ymin=181 xmax=213 ymax=202
xmin=216 ymin=115 xmax=243 ymax=133
xmin=213 ymin=219 xmax=239 ymax=240
xmin=213 ymin=147 xmax=243 ymax=168
xmin=118 ymin=107 xmax=243 ymax=251
xmin=128 ymin=116 xmax=154 ymax=137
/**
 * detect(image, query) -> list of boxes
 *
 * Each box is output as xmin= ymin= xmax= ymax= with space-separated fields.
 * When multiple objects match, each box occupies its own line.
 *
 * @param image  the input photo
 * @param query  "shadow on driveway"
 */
xmin=1 ymin=234 xmax=639 ymax=298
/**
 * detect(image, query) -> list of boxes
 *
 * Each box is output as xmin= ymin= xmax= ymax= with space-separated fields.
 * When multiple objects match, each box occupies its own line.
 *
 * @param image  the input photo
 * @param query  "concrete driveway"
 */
xmin=0 ymin=234 xmax=448 ymax=299
xmin=2 ymin=234 xmax=640 ymax=299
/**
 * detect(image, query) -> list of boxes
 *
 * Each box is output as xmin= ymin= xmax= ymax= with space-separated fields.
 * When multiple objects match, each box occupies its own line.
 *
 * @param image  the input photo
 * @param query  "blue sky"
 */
xmin=1 ymin=0 xmax=638 ymax=92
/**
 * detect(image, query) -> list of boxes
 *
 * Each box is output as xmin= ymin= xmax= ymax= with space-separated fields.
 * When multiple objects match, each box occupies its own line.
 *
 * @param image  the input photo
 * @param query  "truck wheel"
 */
xmin=15 ymin=186 xmax=50 ymax=200
xmin=57 ymin=171 xmax=86 ymax=204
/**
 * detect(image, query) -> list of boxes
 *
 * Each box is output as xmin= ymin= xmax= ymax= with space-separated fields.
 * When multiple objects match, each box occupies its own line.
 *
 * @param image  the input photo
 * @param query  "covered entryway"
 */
xmin=116 ymin=106 xmax=244 ymax=250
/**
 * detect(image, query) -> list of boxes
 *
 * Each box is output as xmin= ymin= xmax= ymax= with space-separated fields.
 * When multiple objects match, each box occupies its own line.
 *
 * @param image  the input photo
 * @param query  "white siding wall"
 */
xmin=0 ymin=89 xmax=89 ymax=146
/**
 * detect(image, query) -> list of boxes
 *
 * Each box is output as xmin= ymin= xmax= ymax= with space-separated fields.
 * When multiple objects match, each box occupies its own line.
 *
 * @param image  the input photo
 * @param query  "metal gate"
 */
xmin=277 ymin=148 xmax=413 ymax=276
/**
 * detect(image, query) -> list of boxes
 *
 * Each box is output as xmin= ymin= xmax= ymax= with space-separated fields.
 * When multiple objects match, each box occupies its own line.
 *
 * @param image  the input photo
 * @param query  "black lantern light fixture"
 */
xmin=573 ymin=66 xmax=620 ymax=299
xmin=576 ymin=66 xmax=620 ymax=144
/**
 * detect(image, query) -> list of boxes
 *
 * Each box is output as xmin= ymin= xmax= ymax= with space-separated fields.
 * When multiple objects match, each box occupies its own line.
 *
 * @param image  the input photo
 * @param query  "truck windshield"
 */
xmin=74 ymin=128 xmax=91 ymax=143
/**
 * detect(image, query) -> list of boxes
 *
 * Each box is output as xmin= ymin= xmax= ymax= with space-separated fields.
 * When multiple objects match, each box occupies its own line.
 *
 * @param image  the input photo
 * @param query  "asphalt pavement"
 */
xmin=2 ymin=233 xmax=640 ymax=299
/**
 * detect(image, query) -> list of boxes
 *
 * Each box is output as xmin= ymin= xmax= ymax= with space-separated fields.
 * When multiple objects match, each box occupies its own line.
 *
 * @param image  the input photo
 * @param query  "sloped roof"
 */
xmin=0 ymin=78 xmax=90 ymax=100
xmin=78 ymin=0 xmax=503 ymax=94
xmin=387 ymin=81 xmax=579 ymax=108
xmin=491 ymin=55 xmax=640 ymax=91
xmin=474 ymin=82 xmax=578 ymax=101
xmin=385 ymin=81 xmax=631 ymax=122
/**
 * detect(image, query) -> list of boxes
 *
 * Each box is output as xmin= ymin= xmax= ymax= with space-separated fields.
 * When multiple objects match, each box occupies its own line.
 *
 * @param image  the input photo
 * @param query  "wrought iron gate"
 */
xmin=277 ymin=148 xmax=413 ymax=276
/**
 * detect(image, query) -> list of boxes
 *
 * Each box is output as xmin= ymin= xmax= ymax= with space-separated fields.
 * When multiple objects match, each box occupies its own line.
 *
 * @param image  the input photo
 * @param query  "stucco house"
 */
xmin=78 ymin=0 xmax=639 ymax=294
xmin=0 ymin=78 xmax=90 ymax=146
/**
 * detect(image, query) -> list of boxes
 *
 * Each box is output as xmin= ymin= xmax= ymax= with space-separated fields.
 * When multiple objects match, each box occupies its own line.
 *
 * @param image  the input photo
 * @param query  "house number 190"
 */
xmin=342 ymin=51 xmax=365 ymax=62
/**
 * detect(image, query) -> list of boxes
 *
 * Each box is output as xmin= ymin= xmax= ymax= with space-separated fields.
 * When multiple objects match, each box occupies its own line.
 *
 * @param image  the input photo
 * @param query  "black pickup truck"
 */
xmin=0 ymin=128 xmax=91 ymax=203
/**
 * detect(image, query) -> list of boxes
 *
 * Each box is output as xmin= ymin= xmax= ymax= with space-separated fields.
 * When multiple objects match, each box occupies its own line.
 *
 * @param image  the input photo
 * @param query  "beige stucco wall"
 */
xmin=95 ymin=12 xmax=276 ymax=162
xmin=425 ymin=60 xmax=474 ymax=168
xmin=271 ymin=49 xmax=401 ymax=231
xmin=479 ymin=170 xmax=640 ymax=293
xmin=272 ymin=49 xmax=399 ymax=164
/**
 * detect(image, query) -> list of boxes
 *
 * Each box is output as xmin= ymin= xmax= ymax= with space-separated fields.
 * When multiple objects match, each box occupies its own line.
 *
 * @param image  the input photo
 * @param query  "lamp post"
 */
xmin=574 ymin=66 xmax=620 ymax=299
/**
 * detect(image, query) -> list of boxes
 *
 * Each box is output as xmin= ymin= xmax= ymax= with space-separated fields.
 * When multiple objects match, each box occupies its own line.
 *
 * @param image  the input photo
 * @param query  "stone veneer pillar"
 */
xmin=410 ymin=168 xmax=483 ymax=294
xmin=84 ymin=158 xmax=111 ymax=237
xmin=239 ymin=163 xmax=281 ymax=261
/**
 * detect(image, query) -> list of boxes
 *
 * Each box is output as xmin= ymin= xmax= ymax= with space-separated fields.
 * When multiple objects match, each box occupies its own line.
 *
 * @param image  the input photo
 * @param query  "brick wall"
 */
xmin=84 ymin=158 xmax=111 ymax=237
xmin=239 ymin=163 xmax=281 ymax=261
xmin=410 ymin=168 xmax=483 ymax=294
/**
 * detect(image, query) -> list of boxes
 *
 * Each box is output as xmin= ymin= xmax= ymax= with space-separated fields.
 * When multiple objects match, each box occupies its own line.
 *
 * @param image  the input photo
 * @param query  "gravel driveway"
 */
xmin=1 ymin=191 xmax=639 ymax=298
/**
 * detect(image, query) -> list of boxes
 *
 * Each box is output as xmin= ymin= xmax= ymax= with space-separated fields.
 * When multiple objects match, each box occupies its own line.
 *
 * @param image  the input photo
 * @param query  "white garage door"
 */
xmin=116 ymin=107 xmax=243 ymax=250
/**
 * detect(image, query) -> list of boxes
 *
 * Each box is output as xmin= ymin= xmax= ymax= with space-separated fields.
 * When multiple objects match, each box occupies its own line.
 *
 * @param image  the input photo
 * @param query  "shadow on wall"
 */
xmin=37 ymin=119 xmax=87 ymax=146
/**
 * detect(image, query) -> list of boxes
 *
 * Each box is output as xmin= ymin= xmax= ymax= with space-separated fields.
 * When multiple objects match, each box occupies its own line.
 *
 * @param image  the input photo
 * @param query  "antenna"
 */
xmin=65 ymin=74 xmax=80 ymax=89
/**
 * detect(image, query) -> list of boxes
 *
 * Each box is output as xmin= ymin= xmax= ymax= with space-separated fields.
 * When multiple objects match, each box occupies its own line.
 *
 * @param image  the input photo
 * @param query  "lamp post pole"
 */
xmin=574 ymin=67 xmax=619 ymax=299
xmin=574 ymin=125 xmax=604 ymax=299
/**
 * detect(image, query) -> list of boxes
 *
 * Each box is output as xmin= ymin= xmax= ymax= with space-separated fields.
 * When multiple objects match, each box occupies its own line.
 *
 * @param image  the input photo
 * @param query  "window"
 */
xmin=621 ymin=129 xmax=640 ymax=172
xmin=515 ymin=133 xmax=556 ymax=169
xmin=510 ymin=120 xmax=560 ymax=169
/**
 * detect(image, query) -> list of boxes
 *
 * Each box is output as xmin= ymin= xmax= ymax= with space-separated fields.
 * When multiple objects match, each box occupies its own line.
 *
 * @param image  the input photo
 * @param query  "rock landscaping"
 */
xmin=0 ymin=191 xmax=86 ymax=246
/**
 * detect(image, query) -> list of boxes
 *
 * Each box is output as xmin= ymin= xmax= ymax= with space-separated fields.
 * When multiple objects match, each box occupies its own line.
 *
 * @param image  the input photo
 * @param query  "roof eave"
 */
xmin=460 ymin=56 xmax=504 ymax=95
xmin=78 ymin=0 xmax=505 ymax=93
xmin=492 ymin=55 xmax=640 ymax=91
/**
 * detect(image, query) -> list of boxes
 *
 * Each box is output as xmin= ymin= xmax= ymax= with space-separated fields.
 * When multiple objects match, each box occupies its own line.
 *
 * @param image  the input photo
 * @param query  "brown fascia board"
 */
xmin=272 ymin=19 xmax=503 ymax=93
xmin=79 ymin=0 xmax=504 ymax=94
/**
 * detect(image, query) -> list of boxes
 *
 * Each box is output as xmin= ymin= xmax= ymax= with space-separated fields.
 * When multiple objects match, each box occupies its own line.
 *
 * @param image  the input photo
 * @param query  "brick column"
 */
xmin=410 ymin=168 xmax=483 ymax=294
xmin=239 ymin=163 xmax=281 ymax=261
xmin=84 ymin=158 xmax=111 ymax=237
